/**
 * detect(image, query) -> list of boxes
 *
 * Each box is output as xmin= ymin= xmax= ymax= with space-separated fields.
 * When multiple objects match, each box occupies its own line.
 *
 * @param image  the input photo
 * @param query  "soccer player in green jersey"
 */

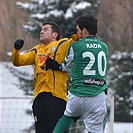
xmin=46 ymin=14 xmax=108 ymax=133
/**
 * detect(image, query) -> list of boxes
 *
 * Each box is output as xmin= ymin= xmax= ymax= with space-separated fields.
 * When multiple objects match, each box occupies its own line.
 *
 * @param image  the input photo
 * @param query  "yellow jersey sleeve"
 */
xmin=12 ymin=48 xmax=36 ymax=66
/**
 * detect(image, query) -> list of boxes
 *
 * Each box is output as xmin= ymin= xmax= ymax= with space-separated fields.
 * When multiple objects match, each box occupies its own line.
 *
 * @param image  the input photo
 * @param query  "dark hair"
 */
xmin=43 ymin=22 xmax=62 ymax=40
xmin=75 ymin=14 xmax=97 ymax=36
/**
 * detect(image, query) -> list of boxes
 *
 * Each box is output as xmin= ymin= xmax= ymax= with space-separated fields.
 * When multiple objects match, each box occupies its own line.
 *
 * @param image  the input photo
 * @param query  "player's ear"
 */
xmin=82 ymin=28 xmax=88 ymax=34
xmin=53 ymin=32 xmax=58 ymax=39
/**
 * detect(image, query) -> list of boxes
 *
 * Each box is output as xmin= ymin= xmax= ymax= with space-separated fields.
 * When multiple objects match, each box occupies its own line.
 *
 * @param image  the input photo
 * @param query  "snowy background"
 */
xmin=0 ymin=61 xmax=132 ymax=133
xmin=0 ymin=61 xmax=34 ymax=133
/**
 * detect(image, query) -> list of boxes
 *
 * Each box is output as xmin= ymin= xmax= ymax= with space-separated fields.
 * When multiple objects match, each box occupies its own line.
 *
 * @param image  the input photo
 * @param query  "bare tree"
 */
xmin=0 ymin=0 xmax=38 ymax=61
xmin=97 ymin=0 xmax=132 ymax=54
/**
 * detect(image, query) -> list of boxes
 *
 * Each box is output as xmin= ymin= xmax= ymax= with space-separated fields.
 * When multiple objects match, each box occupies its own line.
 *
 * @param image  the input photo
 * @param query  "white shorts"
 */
xmin=64 ymin=91 xmax=106 ymax=133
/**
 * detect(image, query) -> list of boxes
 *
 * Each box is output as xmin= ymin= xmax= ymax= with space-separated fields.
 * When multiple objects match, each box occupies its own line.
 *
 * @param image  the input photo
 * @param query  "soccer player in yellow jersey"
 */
xmin=12 ymin=22 xmax=78 ymax=133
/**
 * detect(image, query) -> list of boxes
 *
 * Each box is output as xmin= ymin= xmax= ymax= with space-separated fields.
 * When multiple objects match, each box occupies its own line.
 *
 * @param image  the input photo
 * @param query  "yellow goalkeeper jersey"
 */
xmin=12 ymin=38 xmax=74 ymax=101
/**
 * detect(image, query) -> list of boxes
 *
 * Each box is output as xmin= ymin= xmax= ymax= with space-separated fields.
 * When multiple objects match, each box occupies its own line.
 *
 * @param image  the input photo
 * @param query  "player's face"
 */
xmin=76 ymin=25 xmax=82 ymax=39
xmin=40 ymin=24 xmax=57 ymax=45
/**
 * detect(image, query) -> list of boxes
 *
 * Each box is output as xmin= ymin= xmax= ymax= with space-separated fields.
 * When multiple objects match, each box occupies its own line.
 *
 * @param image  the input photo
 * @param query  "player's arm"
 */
xmin=60 ymin=45 xmax=74 ymax=72
xmin=46 ymin=45 xmax=74 ymax=72
xmin=12 ymin=39 xmax=35 ymax=66
xmin=56 ymin=28 xmax=78 ymax=63
xmin=46 ymin=28 xmax=77 ymax=71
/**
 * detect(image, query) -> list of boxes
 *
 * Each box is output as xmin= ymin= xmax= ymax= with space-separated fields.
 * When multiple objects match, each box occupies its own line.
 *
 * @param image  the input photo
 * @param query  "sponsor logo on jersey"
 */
xmin=51 ymin=46 xmax=57 ymax=52
xmin=84 ymin=78 xmax=105 ymax=86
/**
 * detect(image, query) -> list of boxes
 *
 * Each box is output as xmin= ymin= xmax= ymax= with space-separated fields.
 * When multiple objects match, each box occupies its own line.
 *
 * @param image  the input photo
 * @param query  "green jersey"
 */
xmin=61 ymin=36 xmax=108 ymax=97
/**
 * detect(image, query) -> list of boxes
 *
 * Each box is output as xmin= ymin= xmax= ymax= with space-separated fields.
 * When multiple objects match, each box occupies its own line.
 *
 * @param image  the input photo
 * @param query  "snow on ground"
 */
xmin=0 ymin=62 xmax=34 ymax=133
xmin=0 ymin=61 xmax=132 ymax=133
xmin=113 ymin=123 xmax=132 ymax=133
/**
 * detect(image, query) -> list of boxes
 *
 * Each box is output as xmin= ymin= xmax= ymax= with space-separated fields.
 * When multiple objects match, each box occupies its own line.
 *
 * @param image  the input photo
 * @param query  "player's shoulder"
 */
xmin=96 ymin=38 xmax=107 ymax=45
xmin=97 ymin=39 xmax=108 ymax=48
xmin=56 ymin=38 xmax=68 ymax=45
xmin=70 ymin=38 xmax=84 ymax=48
xmin=32 ymin=44 xmax=44 ymax=49
xmin=29 ymin=44 xmax=43 ymax=52
xmin=58 ymin=38 xmax=68 ymax=42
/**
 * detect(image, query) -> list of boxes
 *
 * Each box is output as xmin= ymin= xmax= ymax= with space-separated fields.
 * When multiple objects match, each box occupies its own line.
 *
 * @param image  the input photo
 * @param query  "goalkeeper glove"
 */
xmin=46 ymin=58 xmax=60 ymax=70
xmin=14 ymin=39 xmax=24 ymax=50
xmin=65 ymin=28 xmax=78 ymax=41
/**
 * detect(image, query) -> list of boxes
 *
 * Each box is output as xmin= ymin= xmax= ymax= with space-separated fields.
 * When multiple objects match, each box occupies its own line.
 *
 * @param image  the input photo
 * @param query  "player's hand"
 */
xmin=65 ymin=28 xmax=77 ymax=38
xmin=65 ymin=28 xmax=78 ymax=41
xmin=46 ymin=58 xmax=60 ymax=71
xmin=14 ymin=39 xmax=24 ymax=50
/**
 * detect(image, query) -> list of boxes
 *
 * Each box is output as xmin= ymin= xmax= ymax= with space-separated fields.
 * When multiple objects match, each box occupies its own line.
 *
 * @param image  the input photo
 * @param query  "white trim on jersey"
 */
xmin=61 ymin=46 xmax=74 ymax=72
